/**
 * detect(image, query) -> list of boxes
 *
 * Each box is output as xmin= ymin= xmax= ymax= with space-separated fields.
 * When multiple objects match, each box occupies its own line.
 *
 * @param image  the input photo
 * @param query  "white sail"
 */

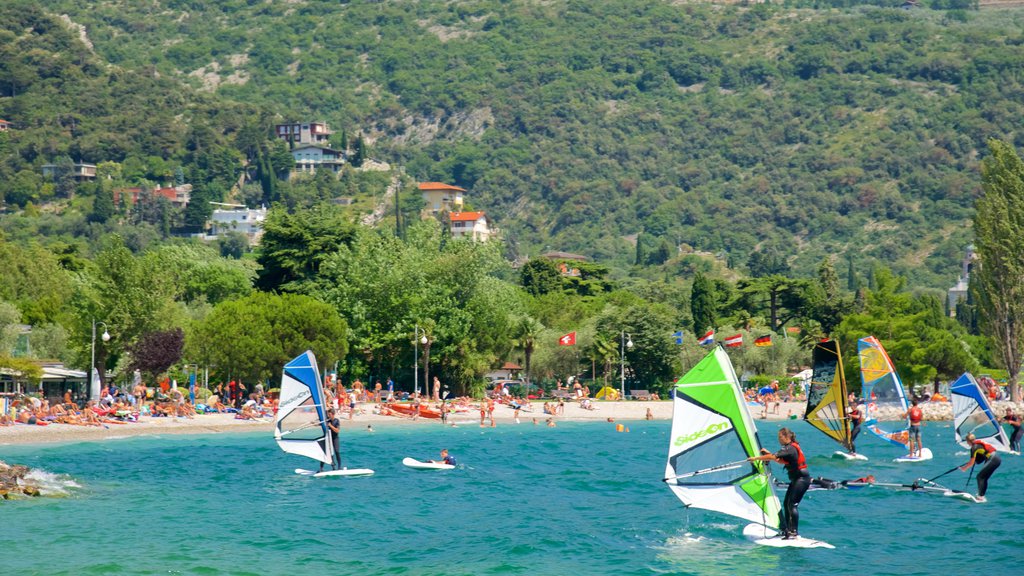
xmin=951 ymin=373 xmax=1011 ymax=452
xmin=274 ymin=350 xmax=333 ymax=465
xmin=665 ymin=347 xmax=781 ymax=529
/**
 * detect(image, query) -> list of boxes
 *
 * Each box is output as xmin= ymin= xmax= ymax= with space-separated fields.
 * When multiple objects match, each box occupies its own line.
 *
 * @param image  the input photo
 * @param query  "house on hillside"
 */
xmin=208 ymin=202 xmax=268 ymax=242
xmin=947 ymin=245 xmax=977 ymax=317
xmin=419 ymin=182 xmax=466 ymax=213
xmin=113 ymin=184 xmax=192 ymax=209
xmin=41 ymin=162 xmax=97 ymax=181
xmin=449 ymin=211 xmax=493 ymax=241
xmin=541 ymin=251 xmax=587 ymax=277
xmin=275 ymin=121 xmax=333 ymax=147
xmin=0 ymin=119 xmax=11 ymax=131
xmin=290 ymin=144 xmax=346 ymax=176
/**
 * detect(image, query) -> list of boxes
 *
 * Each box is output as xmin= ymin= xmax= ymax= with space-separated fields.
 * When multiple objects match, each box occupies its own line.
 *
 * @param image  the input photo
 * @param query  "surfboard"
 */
xmin=295 ymin=468 xmax=375 ymax=478
xmin=742 ymin=523 xmax=835 ymax=549
xmin=402 ymin=457 xmax=455 ymax=470
xmin=943 ymin=490 xmax=983 ymax=503
xmin=832 ymin=451 xmax=868 ymax=461
xmin=894 ymin=447 xmax=933 ymax=463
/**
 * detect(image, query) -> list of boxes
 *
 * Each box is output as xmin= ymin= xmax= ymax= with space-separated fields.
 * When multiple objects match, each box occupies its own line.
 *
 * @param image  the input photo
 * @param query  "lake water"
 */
xmin=2 ymin=419 xmax=1022 ymax=575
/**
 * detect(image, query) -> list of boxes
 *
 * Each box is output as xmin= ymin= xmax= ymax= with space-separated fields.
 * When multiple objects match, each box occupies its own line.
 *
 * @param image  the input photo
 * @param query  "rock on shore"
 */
xmin=0 ymin=460 xmax=41 ymax=499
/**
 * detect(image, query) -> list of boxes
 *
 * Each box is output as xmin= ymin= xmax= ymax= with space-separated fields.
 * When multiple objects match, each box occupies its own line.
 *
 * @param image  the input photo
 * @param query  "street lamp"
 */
xmin=90 ymin=320 xmax=110 ymax=402
xmin=620 ymin=331 xmax=634 ymax=401
xmin=414 ymin=325 xmax=428 ymax=395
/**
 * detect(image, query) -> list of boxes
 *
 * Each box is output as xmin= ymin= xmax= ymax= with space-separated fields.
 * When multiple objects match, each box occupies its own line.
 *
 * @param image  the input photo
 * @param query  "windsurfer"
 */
xmin=1003 ymin=408 xmax=1022 ymax=453
xmin=848 ymin=400 xmax=863 ymax=455
xmin=321 ymin=409 xmax=342 ymax=472
xmin=748 ymin=427 xmax=810 ymax=539
xmin=901 ymin=399 xmax=924 ymax=458
xmin=960 ymin=432 xmax=1000 ymax=502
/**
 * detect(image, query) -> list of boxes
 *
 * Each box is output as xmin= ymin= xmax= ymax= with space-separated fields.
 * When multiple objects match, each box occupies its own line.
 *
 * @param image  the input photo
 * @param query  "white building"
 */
xmin=449 ymin=211 xmax=493 ymax=241
xmin=208 ymin=203 xmax=268 ymax=242
xmin=290 ymin=144 xmax=346 ymax=176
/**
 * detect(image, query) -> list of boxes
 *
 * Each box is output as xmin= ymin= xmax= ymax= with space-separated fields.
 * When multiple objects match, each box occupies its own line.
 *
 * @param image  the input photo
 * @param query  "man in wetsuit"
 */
xmin=848 ymin=400 xmax=863 ymax=455
xmin=748 ymin=427 xmax=810 ymax=539
xmin=960 ymin=433 xmax=1001 ymax=502
xmin=902 ymin=399 xmax=924 ymax=458
xmin=320 ymin=408 xmax=342 ymax=472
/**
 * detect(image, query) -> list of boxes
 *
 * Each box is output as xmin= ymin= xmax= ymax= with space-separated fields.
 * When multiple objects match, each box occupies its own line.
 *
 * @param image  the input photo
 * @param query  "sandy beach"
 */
xmin=4 ymin=398 xmax=1019 ymax=447
xmin=0 ymin=400 xmax=800 ymax=446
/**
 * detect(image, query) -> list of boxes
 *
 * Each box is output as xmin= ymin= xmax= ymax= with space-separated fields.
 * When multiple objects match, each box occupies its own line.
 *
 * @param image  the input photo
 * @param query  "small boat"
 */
xmin=383 ymin=402 xmax=441 ymax=419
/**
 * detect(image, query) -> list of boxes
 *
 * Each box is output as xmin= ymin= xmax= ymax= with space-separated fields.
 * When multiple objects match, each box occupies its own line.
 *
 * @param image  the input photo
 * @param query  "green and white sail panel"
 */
xmin=274 ymin=350 xmax=333 ymax=465
xmin=805 ymin=340 xmax=852 ymax=450
xmin=858 ymin=336 xmax=911 ymax=450
xmin=950 ymin=373 xmax=1011 ymax=452
xmin=665 ymin=347 xmax=781 ymax=529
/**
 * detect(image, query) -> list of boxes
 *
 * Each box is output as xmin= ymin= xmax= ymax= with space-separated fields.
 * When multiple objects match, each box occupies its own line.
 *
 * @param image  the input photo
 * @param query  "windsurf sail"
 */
xmin=950 ymin=372 xmax=1011 ymax=451
xmin=804 ymin=340 xmax=853 ymax=451
xmin=857 ymin=336 xmax=911 ymax=450
xmin=274 ymin=350 xmax=333 ymax=466
xmin=665 ymin=347 xmax=781 ymax=530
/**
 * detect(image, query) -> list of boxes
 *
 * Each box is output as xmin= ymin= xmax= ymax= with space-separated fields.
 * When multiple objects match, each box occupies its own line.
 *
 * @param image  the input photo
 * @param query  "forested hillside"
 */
xmin=5 ymin=0 xmax=1024 ymax=288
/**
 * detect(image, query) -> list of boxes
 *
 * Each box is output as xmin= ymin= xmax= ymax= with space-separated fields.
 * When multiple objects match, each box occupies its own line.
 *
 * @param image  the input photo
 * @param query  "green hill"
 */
xmin=5 ymin=0 xmax=1024 ymax=288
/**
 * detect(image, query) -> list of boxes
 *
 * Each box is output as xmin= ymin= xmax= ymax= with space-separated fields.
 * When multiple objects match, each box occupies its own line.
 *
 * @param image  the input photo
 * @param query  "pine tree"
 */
xmin=690 ymin=271 xmax=717 ymax=335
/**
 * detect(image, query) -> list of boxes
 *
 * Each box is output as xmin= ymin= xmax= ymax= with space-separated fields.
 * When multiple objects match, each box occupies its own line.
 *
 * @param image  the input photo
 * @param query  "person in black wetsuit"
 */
xmin=847 ymin=400 xmax=863 ymax=455
xmin=960 ymin=433 xmax=1001 ymax=502
xmin=1003 ymin=408 xmax=1022 ymax=453
xmin=320 ymin=408 xmax=342 ymax=472
xmin=748 ymin=427 xmax=810 ymax=539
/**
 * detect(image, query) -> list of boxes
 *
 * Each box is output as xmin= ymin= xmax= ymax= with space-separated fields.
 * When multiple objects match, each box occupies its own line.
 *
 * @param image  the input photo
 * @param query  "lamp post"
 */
xmin=620 ymin=331 xmax=633 ymax=401
xmin=90 ymin=320 xmax=110 ymax=402
xmin=414 ymin=325 xmax=428 ymax=395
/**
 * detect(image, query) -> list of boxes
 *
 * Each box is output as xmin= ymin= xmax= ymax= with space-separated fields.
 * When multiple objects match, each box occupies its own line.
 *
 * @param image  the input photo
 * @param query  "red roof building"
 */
xmin=419 ymin=182 xmax=466 ymax=213
xmin=449 ymin=211 xmax=492 ymax=241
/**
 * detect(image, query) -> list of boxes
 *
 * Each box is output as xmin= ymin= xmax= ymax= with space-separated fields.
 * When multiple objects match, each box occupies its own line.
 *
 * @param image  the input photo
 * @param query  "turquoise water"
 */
xmin=2 ymin=419 xmax=1022 ymax=575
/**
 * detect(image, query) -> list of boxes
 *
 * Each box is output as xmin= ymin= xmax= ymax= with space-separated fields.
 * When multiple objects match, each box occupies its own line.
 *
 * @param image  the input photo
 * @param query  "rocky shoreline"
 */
xmin=0 ymin=460 xmax=40 ymax=499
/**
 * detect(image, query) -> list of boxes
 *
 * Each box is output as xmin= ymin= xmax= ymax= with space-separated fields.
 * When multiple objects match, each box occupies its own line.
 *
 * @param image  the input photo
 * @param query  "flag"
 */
xmin=754 ymin=335 xmax=773 ymax=347
xmin=698 ymin=330 xmax=715 ymax=346
xmin=786 ymin=326 xmax=801 ymax=334
xmin=672 ymin=330 xmax=685 ymax=345
xmin=724 ymin=334 xmax=743 ymax=348
xmin=558 ymin=332 xmax=576 ymax=346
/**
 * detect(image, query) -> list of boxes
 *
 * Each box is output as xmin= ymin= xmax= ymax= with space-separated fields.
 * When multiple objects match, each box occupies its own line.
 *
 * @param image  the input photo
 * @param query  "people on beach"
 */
xmin=1003 ymin=408 xmax=1022 ymax=453
xmin=748 ymin=427 xmax=810 ymax=539
xmin=645 ymin=407 xmax=654 ymax=420
xmin=902 ymin=399 xmax=924 ymax=458
xmin=960 ymin=432 xmax=1000 ymax=502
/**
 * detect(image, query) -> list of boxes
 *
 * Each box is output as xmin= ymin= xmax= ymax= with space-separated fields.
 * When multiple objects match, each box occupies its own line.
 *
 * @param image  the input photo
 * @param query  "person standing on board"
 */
xmin=320 ymin=408 xmax=342 ymax=472
xmin=848 ymin=400 xmax=863 ymax=455
xmin=901 ymin=399 xmax=924 ymax=458
xmin=1003 ymin=408 xmax=1022 ymax=453
xmin=960 ymin=433 xmax=1001 ymax=502
xmin=748 ymin=427 xmax=810 ymax=539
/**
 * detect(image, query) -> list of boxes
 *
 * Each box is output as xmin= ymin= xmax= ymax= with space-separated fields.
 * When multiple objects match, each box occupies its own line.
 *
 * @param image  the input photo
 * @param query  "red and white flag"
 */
xmin=724 ymin=334 xmax=743 ymax=348
xmin=558 ymin=332 xmax=576 ymax=346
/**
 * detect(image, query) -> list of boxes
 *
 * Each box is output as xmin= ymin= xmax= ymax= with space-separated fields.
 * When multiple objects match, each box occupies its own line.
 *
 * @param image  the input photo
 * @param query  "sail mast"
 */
xmin=804 ymin=340 xmax=852 ymax=450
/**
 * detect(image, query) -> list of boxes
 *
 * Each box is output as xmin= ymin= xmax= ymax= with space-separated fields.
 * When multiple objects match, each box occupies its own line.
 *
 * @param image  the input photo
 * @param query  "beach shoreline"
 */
xmin=3 ymin=398 xmax=1020 ymax=447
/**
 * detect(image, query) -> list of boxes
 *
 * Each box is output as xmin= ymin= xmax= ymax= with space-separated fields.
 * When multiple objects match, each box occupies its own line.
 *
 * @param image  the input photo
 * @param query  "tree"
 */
xmin=690 ymin=271 xmax=717 ymax=335
xmin=129 ymin=328 xmax=185 ymax=381
xmin=255 ymin=205 xmax=358 ymax=293
xmin=520 ymin=258 xmax=562 ymax=296
xmin=737 ymin=275 xmax=810 ymax=332
xmin=973 ymin=139 xmax=1024 ymax=402
xmin=512 ymin=315 xmax=544 ymax=385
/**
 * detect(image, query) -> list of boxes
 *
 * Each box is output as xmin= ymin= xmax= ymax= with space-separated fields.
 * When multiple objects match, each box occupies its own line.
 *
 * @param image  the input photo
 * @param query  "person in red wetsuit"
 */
xmin=748 ymin=427 xmax=810 ymax=539
xmin=960 ymin=433 xmax=1001 ymax=502
xmin=901 ymin=399 xmax=924 ymax=458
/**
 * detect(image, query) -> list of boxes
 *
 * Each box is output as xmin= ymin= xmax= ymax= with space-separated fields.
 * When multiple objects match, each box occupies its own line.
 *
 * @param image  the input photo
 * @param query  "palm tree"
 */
xmin=513 ymin=316 xmax=544 ymax=386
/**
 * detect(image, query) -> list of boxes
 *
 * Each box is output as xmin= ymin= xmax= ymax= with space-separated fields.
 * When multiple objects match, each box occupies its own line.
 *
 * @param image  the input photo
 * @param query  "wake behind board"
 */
xmin=832 ymin=451 xmax=868 ymax=461
xmin=742 ymin=524 xmax=835 ymax=549
xmin=295 ymin=468 xmax=375 ymax=478
xmin=402 ymin=457 xmax=455 ymax=470
xmin=894 ymin=447 xmax=933 ymax=463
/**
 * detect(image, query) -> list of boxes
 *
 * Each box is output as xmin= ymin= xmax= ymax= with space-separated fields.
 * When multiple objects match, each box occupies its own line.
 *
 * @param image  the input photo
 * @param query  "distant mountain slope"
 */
xmin=16 ymin=1 xmax=1024 ymax=288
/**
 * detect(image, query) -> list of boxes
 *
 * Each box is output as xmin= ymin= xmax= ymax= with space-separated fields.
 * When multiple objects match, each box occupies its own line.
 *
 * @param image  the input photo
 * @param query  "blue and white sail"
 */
xmin=274 ymin=350 xmax=333 ymax=465
xmin=950 ymin=372 xmax=1011 ymax=452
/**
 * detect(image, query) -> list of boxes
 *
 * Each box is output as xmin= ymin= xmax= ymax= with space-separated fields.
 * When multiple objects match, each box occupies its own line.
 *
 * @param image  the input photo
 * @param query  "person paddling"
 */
xmin=748 ymin=427 xmax=810 ymax=539
xmin=960 ymin=432 xmax=1000 ymax=502
xmin=428 ymin=448 xmax=456 ymax=466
